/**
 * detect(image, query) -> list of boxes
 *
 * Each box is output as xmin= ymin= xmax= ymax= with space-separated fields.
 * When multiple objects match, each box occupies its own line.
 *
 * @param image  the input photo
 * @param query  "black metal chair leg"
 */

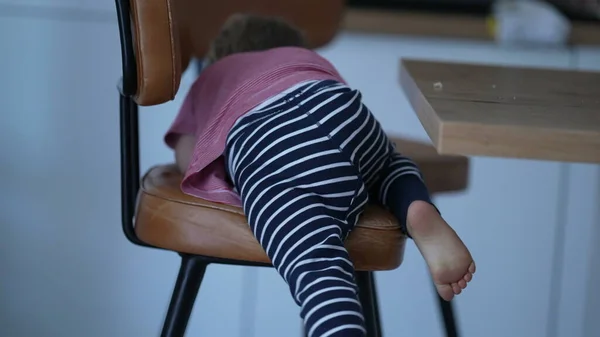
xmin=435 ymin=290 xmax=459 ymax=337
xmin=370 ymin=274 xmax=381 ymax=333
xmin=160 ymin=255 xmax=208 ymax=337
xmin=356 ymin=271 xmax=382 ymax=337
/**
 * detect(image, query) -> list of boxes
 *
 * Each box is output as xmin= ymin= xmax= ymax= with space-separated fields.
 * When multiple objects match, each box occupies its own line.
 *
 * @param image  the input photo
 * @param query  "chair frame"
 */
xmin=115 ymin=0 xmax=459 ymax=336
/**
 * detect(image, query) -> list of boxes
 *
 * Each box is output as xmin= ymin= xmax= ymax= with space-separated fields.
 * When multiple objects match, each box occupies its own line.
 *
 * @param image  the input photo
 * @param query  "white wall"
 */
xmin=0 ymin=3 xmax=598 ymax=337
xmin=572 ymin=47 xmax=600 ymax=337
xmin=0 ymin=13 xmax=247 ymax=337
xmin=0 ymin=0 xmax=112 ymax=13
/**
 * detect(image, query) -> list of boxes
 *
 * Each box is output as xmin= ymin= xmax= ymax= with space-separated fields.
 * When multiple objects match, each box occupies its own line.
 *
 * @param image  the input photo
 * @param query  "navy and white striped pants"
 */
xmin=225 ymin=80 xmax=432 ymax=337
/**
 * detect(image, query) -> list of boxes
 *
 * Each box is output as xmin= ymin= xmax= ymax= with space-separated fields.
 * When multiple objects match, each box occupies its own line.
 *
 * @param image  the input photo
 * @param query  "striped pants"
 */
xmin=225 ymin=80 xmax=432 ymax=336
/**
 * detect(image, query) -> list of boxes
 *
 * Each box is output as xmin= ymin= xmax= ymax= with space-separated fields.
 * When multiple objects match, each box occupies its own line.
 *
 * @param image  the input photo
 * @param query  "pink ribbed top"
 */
xmin=164 ymin=47 xmax=346 ymax=206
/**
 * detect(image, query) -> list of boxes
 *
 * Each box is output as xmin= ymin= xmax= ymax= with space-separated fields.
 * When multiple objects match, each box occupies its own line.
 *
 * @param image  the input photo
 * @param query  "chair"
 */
xmin=114 ymin=0 xmax=469 ymax=336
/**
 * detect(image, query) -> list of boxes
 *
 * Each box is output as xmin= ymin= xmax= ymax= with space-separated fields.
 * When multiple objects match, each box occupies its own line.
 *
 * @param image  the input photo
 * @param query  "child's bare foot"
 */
xmin=406 ymin=201 xmax=476 ymax=301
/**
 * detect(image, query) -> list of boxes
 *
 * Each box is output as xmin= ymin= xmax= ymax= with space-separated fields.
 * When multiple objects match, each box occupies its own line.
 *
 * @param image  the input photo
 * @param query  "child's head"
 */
xmin=205 ymin=13 xmax=307 ymax=66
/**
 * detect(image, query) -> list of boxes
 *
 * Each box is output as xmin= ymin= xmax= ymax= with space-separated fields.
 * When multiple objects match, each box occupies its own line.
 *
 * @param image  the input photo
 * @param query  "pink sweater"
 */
xmin=164 ymin=47 xmax=346 ymax=206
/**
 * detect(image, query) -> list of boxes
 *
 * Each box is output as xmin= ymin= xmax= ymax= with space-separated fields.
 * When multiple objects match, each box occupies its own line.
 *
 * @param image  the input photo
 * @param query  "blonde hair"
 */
xmin=204 ymin=13 xmax=307 ymax=66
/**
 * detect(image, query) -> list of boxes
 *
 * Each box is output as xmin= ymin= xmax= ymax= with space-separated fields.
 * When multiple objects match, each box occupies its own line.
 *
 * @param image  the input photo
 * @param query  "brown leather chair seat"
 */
xmin=134 ymin=138 xmax=468 ymax=271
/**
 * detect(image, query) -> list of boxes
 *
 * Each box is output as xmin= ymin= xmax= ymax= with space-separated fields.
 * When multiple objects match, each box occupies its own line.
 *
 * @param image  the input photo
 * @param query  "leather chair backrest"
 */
xmin=129 ymin=0 xmax=346 ymax=105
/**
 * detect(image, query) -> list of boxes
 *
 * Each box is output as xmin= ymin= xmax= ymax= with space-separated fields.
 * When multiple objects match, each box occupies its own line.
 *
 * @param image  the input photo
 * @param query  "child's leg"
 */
xmin=226 ymin=81 xmax=369 ymax=336
xmin=243 ymin=178 xmax=368 ymax=337
xmin=328 ymin=89 xmax=476 ymax=301
xmin=373 ymin=151 xmax=476 ymax=301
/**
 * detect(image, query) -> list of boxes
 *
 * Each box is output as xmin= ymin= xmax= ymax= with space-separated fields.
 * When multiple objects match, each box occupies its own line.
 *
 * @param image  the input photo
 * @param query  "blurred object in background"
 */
xmin=348 ymin=0 xmax=600 ymax=20
xmin=348 ymin=0 xmax=494 ymax=15
xmin=346 ymin=0 xmax=600 ymax=45
xmin=548 ymin=0 xmax=600 ymax=19
xmin=488 ymin=0 xmax=571 ymax=46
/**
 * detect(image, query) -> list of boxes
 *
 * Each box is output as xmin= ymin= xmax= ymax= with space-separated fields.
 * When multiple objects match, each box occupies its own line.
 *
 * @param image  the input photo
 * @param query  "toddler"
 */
xmin=166 ymin=13 xmax=475 ymax=337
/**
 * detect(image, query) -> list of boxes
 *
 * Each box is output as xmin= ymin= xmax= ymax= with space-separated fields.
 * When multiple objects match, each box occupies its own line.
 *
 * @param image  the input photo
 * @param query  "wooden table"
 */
xmin=400 ymin=59 xmax=600 ymax=163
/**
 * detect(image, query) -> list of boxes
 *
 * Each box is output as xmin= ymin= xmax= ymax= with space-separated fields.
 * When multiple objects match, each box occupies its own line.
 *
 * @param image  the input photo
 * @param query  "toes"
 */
xmin=434 ymin=262 xmax=476 ymax=300
xmin=468 ymin=262 xmax=476 ymax=274
xmin=436 ymin=284 xmax=455 ymax=301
